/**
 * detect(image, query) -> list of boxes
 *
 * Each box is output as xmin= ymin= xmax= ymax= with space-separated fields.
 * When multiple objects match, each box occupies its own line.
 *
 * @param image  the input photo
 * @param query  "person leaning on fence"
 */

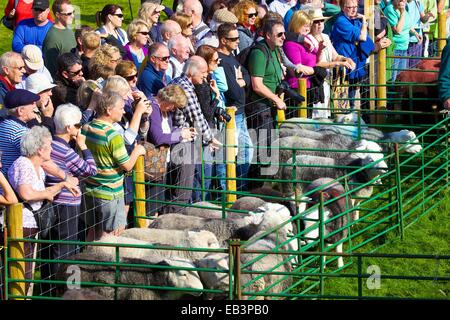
xmin=438 ymin=39 xmax=450 ymax=110
xmin=167 ymin=56 xmax=221 ymax=213
xmin=44 ymin=103 xmax=97 ymax=277
xmin=7 ymin=126 xmax=79 ymax=293
xmin=146 ymin=84 xmax=194 ymax=217
xmin=82 ymin=92 xmax=146 ymax=241
xmin=330 ymin=0 xmax=374 ymax=110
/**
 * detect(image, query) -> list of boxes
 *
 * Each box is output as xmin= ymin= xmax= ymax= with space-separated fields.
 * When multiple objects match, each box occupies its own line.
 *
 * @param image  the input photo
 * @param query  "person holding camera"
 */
xmin=192 ymin=45 xmax=228 ymax=202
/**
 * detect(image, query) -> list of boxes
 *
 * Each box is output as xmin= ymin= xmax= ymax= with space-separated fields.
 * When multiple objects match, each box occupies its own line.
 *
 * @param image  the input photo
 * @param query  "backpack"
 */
xmin=1 ymin=0 xmax=19 ymax=30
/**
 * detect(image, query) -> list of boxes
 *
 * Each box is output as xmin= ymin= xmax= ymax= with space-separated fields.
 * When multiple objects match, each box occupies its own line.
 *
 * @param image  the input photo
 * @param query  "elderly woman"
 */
xmin=192 ymin=45 xmax=228 ymax=201
xmin=146 ymin=84 xmax=194 ymax=216
xmin=308 ymin=8 xmax=355 ymax=118
xmin=170 ymin=12 xmax=195 ymax=55
xmin=124 ymin=19 xmax=150 ymax=70
xmin=138 ymin=2 xmax=165 ymax=44
xmin=102 ymin=75 xmax=152 ymax=216
xmin=44 ymin=103 xmax=97 ymax=276
xmin=95 ymin=4 xmax=128 ymax=53
xmin=7 ymin=126 xmax=78 ymax=292
xmin=330 ymin=0 xmax=374 ymax=108
xmin=233 ymin=0 xmax=259 ymax=52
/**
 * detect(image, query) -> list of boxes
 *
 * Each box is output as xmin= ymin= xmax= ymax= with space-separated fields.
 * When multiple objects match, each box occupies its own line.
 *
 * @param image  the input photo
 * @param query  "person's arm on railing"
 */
xmin=0 ymin=171 xmax=18 ymax=205
xmin=18 ymin=181 xmax=79 ymax=202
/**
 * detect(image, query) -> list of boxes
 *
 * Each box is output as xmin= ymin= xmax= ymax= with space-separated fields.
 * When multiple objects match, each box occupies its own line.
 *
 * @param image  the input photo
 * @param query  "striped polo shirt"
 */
xmin=47 ymin=136 xmax=98 ymax=205
xmin=0 ymin=116 xmax=29 ymax=175
xmin=82 ymin=119 xmax=130 ymax=200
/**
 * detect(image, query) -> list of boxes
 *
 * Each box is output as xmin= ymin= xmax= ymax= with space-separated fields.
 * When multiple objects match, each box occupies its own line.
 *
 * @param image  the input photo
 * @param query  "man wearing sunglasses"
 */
xmin=137 ymin=43 xmax=170 ymax=97
xmin=42 ymin=0 xmax=77 ymax=78
xmin=52 ymin=52 xmax=85 ymax=108
xmin=0 ymin=51 xmax=26 ymax=115
xmin=12 ymin=0 xmax=54 ymax=54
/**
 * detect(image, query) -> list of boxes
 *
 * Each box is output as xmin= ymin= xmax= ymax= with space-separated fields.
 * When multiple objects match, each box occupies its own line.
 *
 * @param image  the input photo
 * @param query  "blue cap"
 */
xmin=4 ymin=89 xmax=40 ymax=109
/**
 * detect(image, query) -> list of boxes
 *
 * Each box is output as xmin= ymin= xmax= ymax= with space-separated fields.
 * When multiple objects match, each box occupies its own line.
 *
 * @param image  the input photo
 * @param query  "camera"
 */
xmin=212 ymin=99 xmax=231 ymax=123
xmin=276 ymin=80 xmax=305 ymax=103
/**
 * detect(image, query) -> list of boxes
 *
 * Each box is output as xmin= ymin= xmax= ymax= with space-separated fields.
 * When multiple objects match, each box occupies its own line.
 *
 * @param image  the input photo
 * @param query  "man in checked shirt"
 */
xmin=166 ymin=56 xmax=222 ymax=213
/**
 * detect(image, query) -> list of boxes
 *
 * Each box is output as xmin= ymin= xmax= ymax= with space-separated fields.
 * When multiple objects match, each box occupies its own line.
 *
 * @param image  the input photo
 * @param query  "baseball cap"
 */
xmin=4 ymin=89 xmax=40 ymax=109
xmin=32 ymin=0 xmax=50 ymax=11
xmin=21 ymin=45 xmax=44 ymax=71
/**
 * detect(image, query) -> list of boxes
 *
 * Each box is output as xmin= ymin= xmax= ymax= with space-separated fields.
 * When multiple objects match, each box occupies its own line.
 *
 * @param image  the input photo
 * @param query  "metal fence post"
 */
xmin=229 ymin=239 xmax=241 ymax=300
xmin=437 ymin=12 xmax=446 ymax=55
xmin=318 ymin=192 xmax=325 ymax=296
xmin=226 ymin=107 xmax=237 ymax=205
xmin=6 ymin=203 xmax=26 ymax=299
xmin=134 ymin=155 xmax=147 ymax=228
xmin=298 ymin=78 xmax=308 ymax=118
xmin=377 ymin=48 xmax=387 ymax=124
xmin=365 ymin=0 xmax=376 ymax=122
xmin=394 ymin=144 xmax=404 ymax=239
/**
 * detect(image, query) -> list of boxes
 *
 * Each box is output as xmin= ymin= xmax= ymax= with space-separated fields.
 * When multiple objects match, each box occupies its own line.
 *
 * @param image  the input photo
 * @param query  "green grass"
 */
xmin=0 ymin=0 xmax=174 ymax=55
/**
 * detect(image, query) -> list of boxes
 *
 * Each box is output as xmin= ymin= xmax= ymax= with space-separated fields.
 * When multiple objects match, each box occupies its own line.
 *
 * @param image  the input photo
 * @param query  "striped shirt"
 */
xmin=0 ymin=116 xmax=29 ymax=175
xmin=171 ymin=74 xmax=213 ymax=144
xmin=82 ymin=119 xmax=130 ymax=200
xmin=47 ymin=136 xmax=98 ymax=205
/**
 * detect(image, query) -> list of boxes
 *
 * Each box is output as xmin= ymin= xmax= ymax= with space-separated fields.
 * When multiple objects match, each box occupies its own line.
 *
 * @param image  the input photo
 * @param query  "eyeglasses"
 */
xmin=212 ymin=57 xmax=220 ymax=63
xmin=9 ymin=65 xmax=26 ymax=71
xmin=138 ymin=31 xmax=150 ymax=36
xmin=313 ymin=19 xmax=325 ymax=24
xmin=59 ymin=11 xmax=74 ymax=16
xmin=276 ymin=32 xmax=285 ymax=38
xmin=124 ymin=73 xmax=138 ymax=81
xmin=73 ymin=123 xmax=82 ymax=129
xmin=68 ymin=68 xmax=83 ymax=76
xmin=153 ymin=10 xmax=161 ymax=15
xmin=153 ymin=56 xmax=170 ymax=62
xmin=247 ymin=13 xmax=257 ymax=18
xmin=225 ymin=36 xmax=239 ymax=42
xmin=113 ymin=13 xmax=124 ymax=18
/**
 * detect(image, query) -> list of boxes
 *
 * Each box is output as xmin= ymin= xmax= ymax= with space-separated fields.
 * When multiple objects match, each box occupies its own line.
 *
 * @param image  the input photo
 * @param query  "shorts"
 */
xmin=83 ymin=195 xmax=126 ymax=232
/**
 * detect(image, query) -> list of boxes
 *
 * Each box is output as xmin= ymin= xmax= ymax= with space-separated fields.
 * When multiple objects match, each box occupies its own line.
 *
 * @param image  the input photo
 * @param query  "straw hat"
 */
xmin=306 ymin=8 xmax=331 ymax=22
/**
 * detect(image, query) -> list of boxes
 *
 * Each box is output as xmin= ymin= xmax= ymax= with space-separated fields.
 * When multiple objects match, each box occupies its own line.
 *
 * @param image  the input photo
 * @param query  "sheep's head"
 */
xmin=188 ymin=230 xmax=220 ymax=249
xmin=254 ymin=203 xmax=294 ymax=236
xmin=335 ymin=112 xmax=367 ymax=125
xmin=196 ymin=253 xmax=229 ymax=298
xmin=400 ymin=130 xmax=422 ymax=154
xmin=353 ymin=140 xmax=388 ymax=176
xmin=159 ymin=258 xmax=204 ymax=298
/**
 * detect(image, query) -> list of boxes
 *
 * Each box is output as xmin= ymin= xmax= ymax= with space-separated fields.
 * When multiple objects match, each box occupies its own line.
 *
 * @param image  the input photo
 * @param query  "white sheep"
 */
xmin=184 ymin=201 xmax=248 ymax=219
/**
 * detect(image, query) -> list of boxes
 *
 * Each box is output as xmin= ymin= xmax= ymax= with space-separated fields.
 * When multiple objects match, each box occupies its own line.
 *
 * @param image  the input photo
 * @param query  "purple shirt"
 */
xmin=147 ymin=97 xmax=183 ymax=147
xmin=283 ymin=40 xmax=318 ymax=88
xmin=123 ymin=43 xmax=148 ymax=71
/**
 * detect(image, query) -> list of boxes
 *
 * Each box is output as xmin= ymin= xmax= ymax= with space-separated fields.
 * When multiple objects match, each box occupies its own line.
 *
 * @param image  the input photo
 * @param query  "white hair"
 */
xmin=103 ymin=75 xmax=130 ymax=97
xmin=0 ymin=51 xmax=23 ymax=75
xmin=20 ymin=126 xmax=52 ymax=157
xmin=183 ymin=56 xmax=206 ymax=77
xmin=54 ymin=103 xmax=82 ymax=134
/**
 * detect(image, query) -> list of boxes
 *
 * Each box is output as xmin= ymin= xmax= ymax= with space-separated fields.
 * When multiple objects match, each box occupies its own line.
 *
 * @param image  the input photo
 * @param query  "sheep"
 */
xmin=57 ymin=251 xmax=204 ymax=300
xmin=278 ymin=127 xmax=326 ymax=139
xmin=84 ymin=234 xmax=216 ymax=261
xmin=231 ymin=196 xmax=267 ymax=213
xmin=279 ymin=154 xmax=386 ymax=211
xmin=120 ymin=228 xmax=220 ymax=252
xmin=184 ymin=201 xmax=248 ymax=219
xmin=301 ymin=178 xmax=354 ymax=268
xmin=280 ymin=117 xmax=334 ymax=131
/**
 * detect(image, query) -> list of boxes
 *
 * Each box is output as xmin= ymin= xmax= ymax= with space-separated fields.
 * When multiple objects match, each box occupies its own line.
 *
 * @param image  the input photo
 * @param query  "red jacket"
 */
xmin=4 ymin=0 xmax=53 ymax=28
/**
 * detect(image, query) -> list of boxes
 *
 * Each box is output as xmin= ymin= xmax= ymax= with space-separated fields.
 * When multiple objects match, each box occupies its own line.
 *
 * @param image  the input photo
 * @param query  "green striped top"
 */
xmin=82 ymin=119 xmax=130 ymax=200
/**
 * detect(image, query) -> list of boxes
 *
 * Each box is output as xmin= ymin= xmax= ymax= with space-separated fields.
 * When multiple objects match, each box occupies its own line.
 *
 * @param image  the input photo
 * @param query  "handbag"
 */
xmin=1 ymin=0 xmax=19 ymax=30
xmin=141 ymin=141 xmax=168 ymax=182
xmin=330 ymin=66 xmax=350 ymax=116
xmin=24 ymin=201 xmax=56 ymax=239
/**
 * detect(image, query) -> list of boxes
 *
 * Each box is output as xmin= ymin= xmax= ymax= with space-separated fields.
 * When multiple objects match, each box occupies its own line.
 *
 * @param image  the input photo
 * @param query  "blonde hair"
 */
xmin=90 ymin=44 xmax=120 ymax=67
xmin=82 ymin=31 xmax=101 ymax=51
xmin=115 ymin=60 xmax=138 ymax=78
xmin=127 ymin=19 xmax=150 ymax=42
xmin=157 ymin=84 xmax=187 ymax=109
xmin=288 ymin=10 xmax=312 ymax=34
xmin=232 ymin=0 xmax=258 ymax=25
xmin=170 ymin=12 xmax=193 ymax=31
xmin=138 ymin=2 xmax=159 ymax=26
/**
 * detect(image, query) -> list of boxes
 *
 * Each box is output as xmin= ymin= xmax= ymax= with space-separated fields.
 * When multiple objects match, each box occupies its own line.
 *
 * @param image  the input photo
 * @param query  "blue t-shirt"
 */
xmin=407 ymin=0 xmax=424 ymax=43
xmin=12 ymin=18 xmax=54 ymax=53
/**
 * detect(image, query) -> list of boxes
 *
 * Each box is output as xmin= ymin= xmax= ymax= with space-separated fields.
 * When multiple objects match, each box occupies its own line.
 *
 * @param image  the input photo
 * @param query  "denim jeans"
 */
xmin=392 ymin=49 xmax=408 ymax=81
xmin=235 ymin=113 xmax=253 ymax=191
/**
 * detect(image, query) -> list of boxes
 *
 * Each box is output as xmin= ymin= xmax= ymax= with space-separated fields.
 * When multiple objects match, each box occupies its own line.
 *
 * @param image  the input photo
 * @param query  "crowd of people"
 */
xmin=0 ymin=0 xmax=449 ymax=294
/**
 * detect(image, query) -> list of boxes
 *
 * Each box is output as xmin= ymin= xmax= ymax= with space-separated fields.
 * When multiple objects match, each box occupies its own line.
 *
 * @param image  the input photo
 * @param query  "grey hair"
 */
xmin=54 ymin=103 xmax=82 ymax=134
xmin=183 ymin=56 xmax=206 ymax=77
xmin=168 ymin=34 xmax=186 ymax=51
xmin=96 ymin=91 xmax=124 ymax=117
xmin=20 ymin=126 xmax=52 ymax=157
xmin=103 ymin=75 xmax=130 ymax=97
xmin=0 ymin=51 xmax=23 ymax=75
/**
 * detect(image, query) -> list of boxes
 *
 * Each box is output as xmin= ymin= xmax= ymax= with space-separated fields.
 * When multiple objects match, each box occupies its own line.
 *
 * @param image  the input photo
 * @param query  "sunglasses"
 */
xmin=276 ymin=31 xmax=285 ymax=38
xmin=113 ymin=13 xmax=124 ymax=18
xmin=59 ymin=11 xmax=74 ymax=16
xmin=313 ymin=19 xmax=325 ymax=24
xmin=212 ymin=57 xmax=220 ymax=63
xmin=138 ymin=31 xmax=150 ymax=36
xmin=225 ymin=36 xmax=239 ymax=42
xmin=68 ymin=68 xmax=83 ymax=76
xmin=124 ymin=73 xmax=138 ymax=81
xmin=153 ymin=56 xmax=170 ymax=62
xmin=153 ymin=10 xmax=161 ymax=15
xmin=73 ymin=123 xmax=82 ymax=129
xmin=247 ymin=13 xmax=257 ymax=18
